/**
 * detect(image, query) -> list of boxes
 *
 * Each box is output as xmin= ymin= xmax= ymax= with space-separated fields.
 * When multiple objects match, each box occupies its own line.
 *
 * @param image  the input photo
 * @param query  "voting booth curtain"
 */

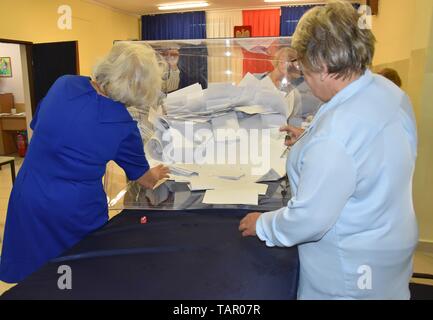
xmin=280 ymin=5 xmax=316 ymax=37
xmin=206 ymin=10 xmax=243 ymax=38
xmin=280 ymin=3 xmax=361 ymax=36
xmin=141 ymin=11 xmax=208 ymax=90
xmin=241 ymin=9 xmax=281 ymax=76
xmin=206 ymin=10 xmax=243 ymax=84
xmin=140 ymin=5 xmax=361 ymax=86
xmin=242 ymin=9 xmax=281 ymax=37
xmin=141 ymin=11 xmax=206 ymax=40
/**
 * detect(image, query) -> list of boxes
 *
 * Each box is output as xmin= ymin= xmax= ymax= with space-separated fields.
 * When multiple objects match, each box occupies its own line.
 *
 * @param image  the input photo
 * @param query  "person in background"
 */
xmin=260 ymin=47 xmax=300 ymax=91
xmin=239 ymin=1 xmax=418 ymax=299
xmin=161 ymin=48 xmax=181 ymax=94
xmin=378 ymin=68 xmax=402 ymax=88
xmin=0 ymin=42 xmax=170 ymax=283
xmin=257 ymin=47 xmax=323 ymax=128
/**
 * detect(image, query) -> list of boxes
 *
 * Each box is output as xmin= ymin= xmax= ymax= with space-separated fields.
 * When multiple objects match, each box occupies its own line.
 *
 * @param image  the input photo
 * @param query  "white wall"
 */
xmin=0 ymin=42 xmax=25 ymax=104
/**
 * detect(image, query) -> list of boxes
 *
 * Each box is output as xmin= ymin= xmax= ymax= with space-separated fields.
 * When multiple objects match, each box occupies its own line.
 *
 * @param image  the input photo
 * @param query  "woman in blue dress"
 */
xmin=0 ymin=42 xmax=169 ymax=283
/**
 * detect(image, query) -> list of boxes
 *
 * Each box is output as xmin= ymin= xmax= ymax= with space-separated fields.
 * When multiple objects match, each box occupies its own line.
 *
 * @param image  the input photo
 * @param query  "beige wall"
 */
xmin=371 ymin=0 xmax=433 ymax=243
xmin=0 ymin=0 xmax=140 ymax=76
xmin=413 ymin=4 xmax=433 ymax=244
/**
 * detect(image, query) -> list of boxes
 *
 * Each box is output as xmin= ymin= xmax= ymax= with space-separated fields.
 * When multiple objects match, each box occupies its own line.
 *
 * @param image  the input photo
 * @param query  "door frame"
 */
xmin=0 ymin=38 xmax=36 ymax=116
xmin=0 ymin=38 xmax=80 ymax=116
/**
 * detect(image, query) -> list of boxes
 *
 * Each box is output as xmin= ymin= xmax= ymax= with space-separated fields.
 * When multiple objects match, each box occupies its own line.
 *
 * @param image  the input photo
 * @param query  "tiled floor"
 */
xmin=0 ymin=155 xmax=432 ymax=297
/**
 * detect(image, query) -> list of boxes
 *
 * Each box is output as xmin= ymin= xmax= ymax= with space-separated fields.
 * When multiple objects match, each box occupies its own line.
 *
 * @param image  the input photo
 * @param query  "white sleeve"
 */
xmin=256 ymin=137 xmax=357 ymax=247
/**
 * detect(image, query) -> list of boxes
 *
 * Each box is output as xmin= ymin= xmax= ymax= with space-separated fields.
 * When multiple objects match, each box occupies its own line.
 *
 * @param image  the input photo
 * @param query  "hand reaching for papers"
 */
xmin=138 ymin=164 xmax=170 ymax=189
xmin=280 ymin=125 xmax=305 ymax=147
xmin=239 ymin=212 xmax=262 ymax=237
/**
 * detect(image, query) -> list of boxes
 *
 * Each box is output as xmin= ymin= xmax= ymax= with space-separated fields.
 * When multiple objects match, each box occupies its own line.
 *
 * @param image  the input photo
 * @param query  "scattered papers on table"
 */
xmin=135 ymin=71 xmax=298 ymax=206
xmin=203 ymin=189 xmax=259 ymax=206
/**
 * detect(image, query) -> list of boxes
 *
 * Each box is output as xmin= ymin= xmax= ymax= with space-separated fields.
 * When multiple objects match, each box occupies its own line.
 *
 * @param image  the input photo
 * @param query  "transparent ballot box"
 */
xmin=104 ymin=37 xmax=322 ymax=211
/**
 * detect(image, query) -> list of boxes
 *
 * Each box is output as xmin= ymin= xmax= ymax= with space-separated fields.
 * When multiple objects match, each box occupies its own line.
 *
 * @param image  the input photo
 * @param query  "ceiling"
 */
xmin=91 ymin=0 xmax=327 ymax=15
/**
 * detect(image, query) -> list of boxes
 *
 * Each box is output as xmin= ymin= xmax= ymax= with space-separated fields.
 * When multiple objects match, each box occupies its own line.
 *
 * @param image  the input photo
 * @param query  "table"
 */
xmin=104 ymin=159 xmax=292 ymax=212
xmin=0 ymin=209 xmax=299 ymax=300
xmin=0 ymin=115 xmax=27 ymax=155
xmin=0 ymin=156 xmax=15 ymax=184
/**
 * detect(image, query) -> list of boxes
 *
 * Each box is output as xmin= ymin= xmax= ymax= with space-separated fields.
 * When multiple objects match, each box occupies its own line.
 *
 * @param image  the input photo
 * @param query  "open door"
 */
xmin=31 ymin=41 xmax=79 ymax=112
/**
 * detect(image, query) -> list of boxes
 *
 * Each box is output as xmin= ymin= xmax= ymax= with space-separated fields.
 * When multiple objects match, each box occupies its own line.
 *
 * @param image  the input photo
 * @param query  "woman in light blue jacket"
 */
xmin=239 ymin=1 xmax=418 ymax=300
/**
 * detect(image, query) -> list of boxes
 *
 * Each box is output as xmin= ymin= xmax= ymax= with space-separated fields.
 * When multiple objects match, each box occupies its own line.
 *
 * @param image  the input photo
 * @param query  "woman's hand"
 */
xmin=138 ymin=164 xmax=170 ymax=189
xmin=280 ymin=125 xmax=305 ymax=147
xmin=239 ymin=212 xmax=262 ymax=237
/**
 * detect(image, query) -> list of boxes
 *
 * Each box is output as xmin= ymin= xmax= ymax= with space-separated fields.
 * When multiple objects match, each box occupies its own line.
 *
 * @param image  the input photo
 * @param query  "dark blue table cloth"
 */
xmin=1 ymin=209 xmax=299 ymax=300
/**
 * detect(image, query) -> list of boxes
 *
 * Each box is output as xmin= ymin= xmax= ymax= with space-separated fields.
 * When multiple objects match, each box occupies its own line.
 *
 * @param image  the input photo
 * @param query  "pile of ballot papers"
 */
xmin=161 ymin=72 xmax=293 ymax=122
xmin=139 ymin=72 xmax=294 ymax=206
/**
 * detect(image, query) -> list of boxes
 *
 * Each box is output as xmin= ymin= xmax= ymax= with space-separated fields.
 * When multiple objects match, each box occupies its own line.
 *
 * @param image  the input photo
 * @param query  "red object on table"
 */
xmin=140 ymin=216 xmax=148 ymax=224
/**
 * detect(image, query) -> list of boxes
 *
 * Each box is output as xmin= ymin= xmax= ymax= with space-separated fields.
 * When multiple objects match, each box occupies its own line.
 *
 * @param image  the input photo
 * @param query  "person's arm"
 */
xmin=240 ymin=136 xmax=357 ymax=247
xmin=114 ymin=126 xmax=169 ymax=189
xmin=137 ymin=164 xmax=169 ymax=189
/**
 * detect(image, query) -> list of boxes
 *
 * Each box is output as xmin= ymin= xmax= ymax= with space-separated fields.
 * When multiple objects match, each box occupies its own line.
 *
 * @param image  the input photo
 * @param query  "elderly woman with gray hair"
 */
xmin=0 ymin=42 xmax=169 ymax=283
xmin=239 ymin=1 xmax=418 ymax=299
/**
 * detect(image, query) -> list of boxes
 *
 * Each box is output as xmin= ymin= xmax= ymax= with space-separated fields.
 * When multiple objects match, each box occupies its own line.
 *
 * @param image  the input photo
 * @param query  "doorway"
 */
xmin=0 ymin=39 xmax=79 ymax=155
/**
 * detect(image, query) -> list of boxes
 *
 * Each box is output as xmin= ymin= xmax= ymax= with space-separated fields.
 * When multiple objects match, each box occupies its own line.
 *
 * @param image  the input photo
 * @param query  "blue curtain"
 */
xmin=280 ymin=5 xmax=317 ymax=37
xmin=141 ymin=11 xmax=206 ymax=40
xmin=280 ymin=3 xmax=362 ymax=37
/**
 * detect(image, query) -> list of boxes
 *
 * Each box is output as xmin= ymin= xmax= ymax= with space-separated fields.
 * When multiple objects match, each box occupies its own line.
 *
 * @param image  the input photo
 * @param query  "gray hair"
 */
xmin=292 ymin=1 xmax=376 ymax=79
xmin=92 ymin=42 xmax=165 ymax=107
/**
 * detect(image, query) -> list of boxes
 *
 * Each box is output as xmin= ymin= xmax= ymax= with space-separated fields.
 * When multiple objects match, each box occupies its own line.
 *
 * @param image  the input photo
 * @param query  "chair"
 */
xmin=0 ymin=156 xmax=15 ymax=185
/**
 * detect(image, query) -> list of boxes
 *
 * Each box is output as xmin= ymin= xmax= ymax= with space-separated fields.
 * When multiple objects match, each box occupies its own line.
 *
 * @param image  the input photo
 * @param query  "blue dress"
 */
xmin=0 ymin=75 xmax=150 ymax=283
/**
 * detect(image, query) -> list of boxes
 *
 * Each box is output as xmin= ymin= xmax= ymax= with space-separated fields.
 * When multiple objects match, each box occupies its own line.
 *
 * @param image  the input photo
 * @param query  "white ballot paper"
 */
xmin=211 ymin=112 xmax=240 ymax=141
xmin=167 ymin=83 xmax=202 ymax=99
xmin=238 ymin=72 xmax=261 ymax=88
xmin=235 ymin=105 xmax=275 ymax=115
xmin=259 ymin=75 xmax=279 ymax=91
xmin=203 ymin=188 xmax=259 ymax=206
xmin=145 ymin=131 xmax=165 ymax=161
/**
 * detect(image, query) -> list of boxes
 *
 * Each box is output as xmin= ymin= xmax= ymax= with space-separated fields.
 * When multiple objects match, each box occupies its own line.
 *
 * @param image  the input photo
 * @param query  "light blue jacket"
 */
xmin=256 ymin=70 xmax=419 ymax=300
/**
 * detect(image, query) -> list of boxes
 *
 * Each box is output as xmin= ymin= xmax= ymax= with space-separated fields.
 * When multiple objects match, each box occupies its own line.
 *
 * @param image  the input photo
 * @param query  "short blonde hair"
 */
xmin=292 ymin=1 xmax=376 ymax=79
xmin=93 ymin=42 xmax=165 ymax=107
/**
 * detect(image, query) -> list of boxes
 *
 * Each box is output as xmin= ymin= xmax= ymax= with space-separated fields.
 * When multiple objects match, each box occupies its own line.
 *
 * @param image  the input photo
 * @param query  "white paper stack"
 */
xmin=133 ymin=72 xmax=297 ymax=206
